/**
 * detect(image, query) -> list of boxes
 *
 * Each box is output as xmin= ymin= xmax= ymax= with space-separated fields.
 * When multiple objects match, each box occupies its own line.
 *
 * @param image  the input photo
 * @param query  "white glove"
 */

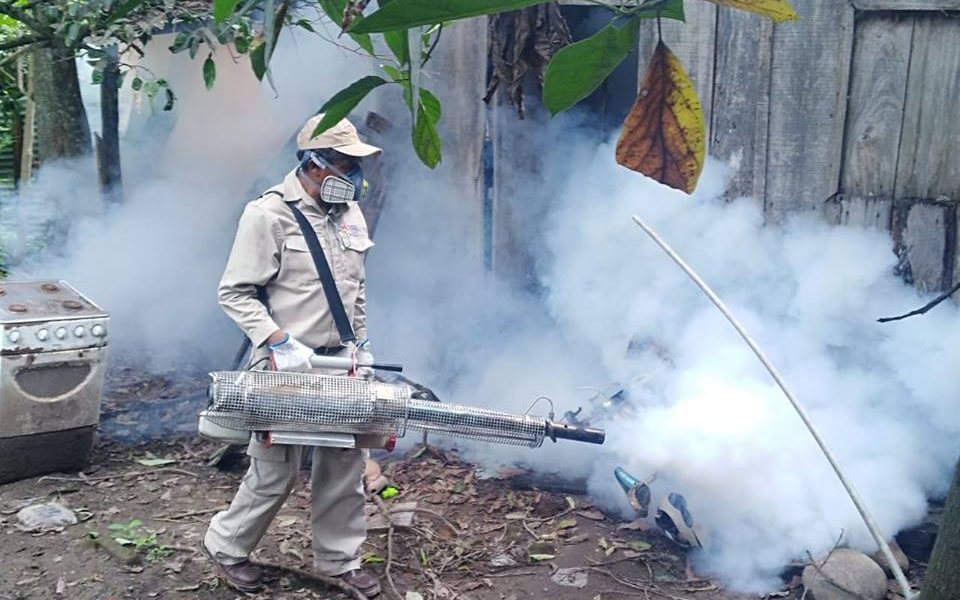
xmin=268 ymin=334 xmax=314 ymax=372
xmin=356 ymin=346 xmax=375 ymax=380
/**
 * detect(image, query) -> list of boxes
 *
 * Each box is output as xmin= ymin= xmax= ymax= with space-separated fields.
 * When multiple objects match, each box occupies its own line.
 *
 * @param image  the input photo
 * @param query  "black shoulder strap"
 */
xmin=285 ymin=200 xmax=355 ymax=344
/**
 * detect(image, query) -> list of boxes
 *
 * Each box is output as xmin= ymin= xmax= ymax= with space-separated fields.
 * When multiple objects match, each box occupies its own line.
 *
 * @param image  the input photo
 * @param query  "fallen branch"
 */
xmin=483 ymin=569 xmax=541 ymax=578
xmin=156 ymin=507 xmax=221 ymax=521
xmin=526 ymin=507 xmax=573 ymax=523
xmin=589 ymin=567 xmax=694 ymax=600
xmin=389 ymin=506 xmax=459 ymax=536
xmin=256 ymin=561 xmax=369 ymax=600
xmin=877 ymin=281 xmax=960 ymax=323
xmin=37 ymin=467 xmax=198 ymax=485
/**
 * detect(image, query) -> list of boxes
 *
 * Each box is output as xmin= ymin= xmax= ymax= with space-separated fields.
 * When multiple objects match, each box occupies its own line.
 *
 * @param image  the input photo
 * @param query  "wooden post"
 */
xmin=98 ymin=45 xmax=123 ymax=204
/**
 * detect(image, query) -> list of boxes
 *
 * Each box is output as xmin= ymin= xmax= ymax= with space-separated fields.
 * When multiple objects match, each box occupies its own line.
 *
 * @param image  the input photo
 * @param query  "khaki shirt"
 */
xmin=218 ymin=169 xmax=374 ymax=350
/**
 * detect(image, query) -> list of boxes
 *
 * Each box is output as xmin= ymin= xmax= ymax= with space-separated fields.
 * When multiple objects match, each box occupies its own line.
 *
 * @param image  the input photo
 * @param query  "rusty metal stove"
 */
xmin=0 ymin=280 xmax=109 ymax=483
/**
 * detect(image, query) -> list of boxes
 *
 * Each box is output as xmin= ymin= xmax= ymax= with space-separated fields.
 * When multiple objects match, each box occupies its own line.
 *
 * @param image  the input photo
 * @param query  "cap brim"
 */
xmin=334 ymin=141 xmax=382 ymax=157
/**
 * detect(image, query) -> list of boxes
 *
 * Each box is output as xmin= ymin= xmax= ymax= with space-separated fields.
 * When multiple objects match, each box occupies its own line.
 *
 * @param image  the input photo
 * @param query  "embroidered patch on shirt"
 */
xmin=338 ymin=223 xmax=367 ymax=238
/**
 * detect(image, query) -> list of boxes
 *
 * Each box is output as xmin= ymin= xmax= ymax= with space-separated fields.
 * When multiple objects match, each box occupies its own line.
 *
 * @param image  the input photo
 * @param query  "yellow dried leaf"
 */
xmin=616 ymin=41 xmax=705 ymax=194
xmin=704 ymin=0 xmax=797 ymax=22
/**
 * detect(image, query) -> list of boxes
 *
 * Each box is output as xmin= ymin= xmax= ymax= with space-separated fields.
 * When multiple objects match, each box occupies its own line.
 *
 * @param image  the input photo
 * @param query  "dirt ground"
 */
xmin=0 ymin=430 xmax=768 ymax=600
xmin=0 ymin=368 xmax=927 ymax=600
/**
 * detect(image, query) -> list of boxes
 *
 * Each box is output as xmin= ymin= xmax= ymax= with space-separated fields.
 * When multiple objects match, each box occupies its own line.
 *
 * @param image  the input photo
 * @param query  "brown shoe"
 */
xmin=336 ymin=569 xmax=381 ymax=597
xmin=200 ymin=542 xmax=262 ymax=592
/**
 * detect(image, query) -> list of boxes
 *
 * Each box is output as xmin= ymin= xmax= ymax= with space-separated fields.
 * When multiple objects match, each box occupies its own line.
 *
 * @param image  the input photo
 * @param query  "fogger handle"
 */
xmin=308 ymin=355 xmax=404 ymax=373
xmin=545 ymin=421 xmax=606 ymax=445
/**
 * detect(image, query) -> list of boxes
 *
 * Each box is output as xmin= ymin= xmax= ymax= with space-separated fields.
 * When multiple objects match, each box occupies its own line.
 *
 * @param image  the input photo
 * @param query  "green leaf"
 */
xmin=402 ymin=85 xmax=441 ymax=125
xmin=382 ymin=64 xmax=405 ymax=82
xmin=250 ymin=41 xmax=267 ymax=80
xmin=169 ymin=31 xmax=190 ymax=53
xmin=262 ymin=0 xmax=281 ymax=77
xmin=412 ymin=107 xmax=441 ymax=168
xmin=634 ymin=0 xmax=685 ymax=21
xmin=313 ymin=75 xmax=389 ymax=137
xmin=295 ymin=18 xmax=316 ymax=32
xmin=317 ymin=0 xmax=375 ymax=54
xmin=419 ymin=88 xmax=441 ymax=124
xmin=203 ymin=55 xmax=216 ymax=89
xmin=543 ymin=18 xmax=639 ymax=115
xmin=234 ymin=34 xmax=249 ymax=54
xmin=214 ymin=0 xmax=242 ymax=23
xmin=383 ymin=29 xmax=409 ymax=65
xmin=350 ymin=0 xmax=545 ymax=33
xmin=106 ymin=0 xmax=150 ymax=24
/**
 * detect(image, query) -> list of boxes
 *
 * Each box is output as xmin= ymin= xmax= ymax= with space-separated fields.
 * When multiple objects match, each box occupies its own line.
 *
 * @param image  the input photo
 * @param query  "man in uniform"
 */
xmin=202 ymin=115 xmax=382 ymax=596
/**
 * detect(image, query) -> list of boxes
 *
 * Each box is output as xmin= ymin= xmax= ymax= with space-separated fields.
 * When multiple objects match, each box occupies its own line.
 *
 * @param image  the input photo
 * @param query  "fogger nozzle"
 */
xmin=205 ymin=370 xmax=605 ymax=448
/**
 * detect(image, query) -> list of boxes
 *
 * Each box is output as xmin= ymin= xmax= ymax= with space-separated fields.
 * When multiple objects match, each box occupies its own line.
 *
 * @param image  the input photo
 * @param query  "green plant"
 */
xmin=108 ymin=518 xmax=171 ymax=561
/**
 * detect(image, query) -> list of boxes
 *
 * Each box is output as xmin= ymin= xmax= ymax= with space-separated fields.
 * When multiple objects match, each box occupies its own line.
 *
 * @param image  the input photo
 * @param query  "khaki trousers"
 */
xmin=204 ymin=440 xmax=367 ymax=575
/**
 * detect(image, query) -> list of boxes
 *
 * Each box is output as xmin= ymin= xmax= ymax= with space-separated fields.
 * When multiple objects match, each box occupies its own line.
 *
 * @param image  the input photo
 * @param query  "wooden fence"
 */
xmin=652 ymin=0 xmax=960 ymax=292
xmin=439 ymin=2 xmax=960 ymax=293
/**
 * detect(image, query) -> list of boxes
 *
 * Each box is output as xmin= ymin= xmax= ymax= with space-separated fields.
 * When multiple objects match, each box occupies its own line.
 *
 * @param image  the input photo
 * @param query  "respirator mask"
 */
xmin=303 ymin=149 xmax=367 ymax=204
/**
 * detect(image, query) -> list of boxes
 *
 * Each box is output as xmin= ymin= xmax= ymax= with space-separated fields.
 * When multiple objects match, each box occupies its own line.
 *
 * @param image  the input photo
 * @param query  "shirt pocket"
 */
xmin=280 ymin=236 xmax=318 ymax=284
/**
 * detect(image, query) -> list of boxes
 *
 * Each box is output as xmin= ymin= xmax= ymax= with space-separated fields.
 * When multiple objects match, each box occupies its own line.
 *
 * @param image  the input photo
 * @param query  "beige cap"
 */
xmin=296 ymin=114 xmax=382 ymax=157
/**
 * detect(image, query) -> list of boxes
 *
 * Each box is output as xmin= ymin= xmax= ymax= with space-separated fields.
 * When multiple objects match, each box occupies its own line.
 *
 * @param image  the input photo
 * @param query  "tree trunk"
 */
xmin=11 ymin=110 xmax=22 ymax=188
xmin=921 ymin=459 xmax=960 ymax=600
xmin=97 ymin=45 xmax=122 ymax=203
xmin=30 ymin=42 xmax=91 ymax=166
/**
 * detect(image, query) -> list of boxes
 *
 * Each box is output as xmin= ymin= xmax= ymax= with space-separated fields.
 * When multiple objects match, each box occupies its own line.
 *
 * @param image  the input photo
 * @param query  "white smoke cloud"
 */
xmin=10 ymin=25 xmax=369 ymax=372
xmin=366 ymin=113 xmax=960 ymax=589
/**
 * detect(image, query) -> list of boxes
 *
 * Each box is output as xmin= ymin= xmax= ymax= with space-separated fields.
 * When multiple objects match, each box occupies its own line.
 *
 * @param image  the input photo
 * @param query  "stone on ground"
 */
xmin=16 ymin=502 xmax=77 ymax=530
xmin=801 ymin=548 xmax=888 ymax=600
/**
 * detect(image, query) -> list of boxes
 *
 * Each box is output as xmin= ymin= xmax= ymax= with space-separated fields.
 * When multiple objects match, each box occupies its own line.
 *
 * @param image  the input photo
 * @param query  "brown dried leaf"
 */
xmin=616 ymin=41 xmax=705 ymax=194
xmin=617 ymin=519 xmax=653 ymax=532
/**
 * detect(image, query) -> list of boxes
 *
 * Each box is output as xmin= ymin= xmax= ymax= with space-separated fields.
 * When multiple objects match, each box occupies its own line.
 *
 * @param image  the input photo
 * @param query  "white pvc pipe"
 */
xmin=631 ymin=215 xmax=915 ymax=600
xmin=309 ymin=355 xmax=360 ymax=370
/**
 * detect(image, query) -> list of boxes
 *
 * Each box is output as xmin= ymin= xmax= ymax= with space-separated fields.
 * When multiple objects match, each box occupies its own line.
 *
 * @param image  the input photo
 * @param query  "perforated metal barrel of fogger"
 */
xmin=206 ymin=370 xmax=549 ymax=447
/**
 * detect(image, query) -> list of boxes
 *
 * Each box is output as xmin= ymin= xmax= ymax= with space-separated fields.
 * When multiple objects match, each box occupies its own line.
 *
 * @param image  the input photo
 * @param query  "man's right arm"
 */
xmin=218 ymin=203 xmax=284 ymax=348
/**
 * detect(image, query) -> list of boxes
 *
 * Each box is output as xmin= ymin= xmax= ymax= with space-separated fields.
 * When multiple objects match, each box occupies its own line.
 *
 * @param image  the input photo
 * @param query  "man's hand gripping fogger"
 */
xmin=267 ymin=332 xmax=315 ymax=372
xmin=268 ymin=331 xmax=375 ymax=379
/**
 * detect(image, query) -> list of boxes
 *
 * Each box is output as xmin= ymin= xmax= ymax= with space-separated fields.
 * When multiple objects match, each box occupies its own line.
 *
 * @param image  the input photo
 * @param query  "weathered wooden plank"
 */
xmin=825 ymin=195 xmax=893 ymax=229
xmin=636 ymin=2 xmax=717 ymax=141
xmin=711 ymin=8 xmax=773 ymax=203
xmin=894 ymin=15 xmax=960 ymax=202
xmin=892 ymin=201 xmax=952 ymax=292
xmin=431 ymin=18 xmax=488 ymax=271
xmin=852 ymin=0 xmax=960 ymax=10
xmin=764 ymin=0 xmax=855 ymax=222
xmin=841 ymin=14 xmax=912 ymax=203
